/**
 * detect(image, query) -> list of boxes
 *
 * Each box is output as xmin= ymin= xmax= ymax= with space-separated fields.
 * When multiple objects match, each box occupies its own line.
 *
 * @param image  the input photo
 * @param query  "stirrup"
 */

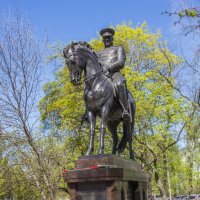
xmin=122 ymin=110 xmax=131 ymax=120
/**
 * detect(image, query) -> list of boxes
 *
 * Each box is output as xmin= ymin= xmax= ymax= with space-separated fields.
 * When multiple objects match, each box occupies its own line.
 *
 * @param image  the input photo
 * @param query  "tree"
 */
xmin=163 ymin=2 xmax=200 ymax=108
xmin=184 ymin=114 xmax=200 ymax=194
xmin=163 ymin=2 xmax=200 ymax=36
xmin=0 ymin=9 xmax=63 ymax=200
xmin=39 ymin=22 xmax=190 ymax=198
xmin=164 ymin=2 xmax=200 ymax=196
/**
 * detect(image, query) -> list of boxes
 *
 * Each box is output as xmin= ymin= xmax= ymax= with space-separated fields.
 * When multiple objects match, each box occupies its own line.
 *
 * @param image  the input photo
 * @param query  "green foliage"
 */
xmin=178 ymin=12 xmax=183 ymax=17
xmin=0 ymin=157 xmax=41 ymax=200
xmin=39 ymin=22 xmax=191 ymax=196
xmin=178 ymin=9 xmax=198 ymax=18
xmin=39 ymin=67 xmax=85 ymax=132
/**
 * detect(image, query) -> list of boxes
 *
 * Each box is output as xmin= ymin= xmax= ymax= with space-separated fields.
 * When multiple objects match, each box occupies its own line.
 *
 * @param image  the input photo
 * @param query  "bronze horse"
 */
xmin=63 ymin=41 xmax=136 ymax=159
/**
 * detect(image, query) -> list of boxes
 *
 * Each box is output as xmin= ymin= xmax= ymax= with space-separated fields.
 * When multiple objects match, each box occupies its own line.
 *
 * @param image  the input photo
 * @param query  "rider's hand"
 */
xmin=104 ymin=70 xmax=110 ymax=76
xmin=104 ymin=65 xmax=110 ymax=72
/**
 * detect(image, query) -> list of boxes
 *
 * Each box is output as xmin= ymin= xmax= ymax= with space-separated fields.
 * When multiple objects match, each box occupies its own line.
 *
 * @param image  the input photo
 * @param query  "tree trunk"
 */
xmin=154 ymin=158 xmax=168 ymax=200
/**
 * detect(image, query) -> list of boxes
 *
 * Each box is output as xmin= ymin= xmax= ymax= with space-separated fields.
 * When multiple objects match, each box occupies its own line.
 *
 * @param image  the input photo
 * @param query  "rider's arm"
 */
xmin=108 ymin=46 xmax=126 ymax=72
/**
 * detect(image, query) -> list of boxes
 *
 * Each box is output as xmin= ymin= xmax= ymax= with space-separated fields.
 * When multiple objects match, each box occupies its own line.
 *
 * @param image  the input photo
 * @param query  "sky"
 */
xmin=0 ymin=0 xmax=199 ymax=146
xmin=0 ymin=0 xmax=174 ymax=43
xmin=0 ymin=0 xmax=199 ymax=80
xmin=0 ymin=0 xmax=199 ymax=50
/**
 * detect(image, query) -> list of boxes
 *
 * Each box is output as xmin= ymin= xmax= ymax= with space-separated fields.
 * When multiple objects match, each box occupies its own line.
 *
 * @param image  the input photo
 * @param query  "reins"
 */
xmin=84 ymin=69 xmax=106 ymax=84
xmin=66 ymin=43 xmax=111 ymax=86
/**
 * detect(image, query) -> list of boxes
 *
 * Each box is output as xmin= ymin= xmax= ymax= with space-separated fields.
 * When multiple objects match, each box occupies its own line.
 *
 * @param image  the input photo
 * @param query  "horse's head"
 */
xmin=63 ymin=42 xmax=85 ymax=86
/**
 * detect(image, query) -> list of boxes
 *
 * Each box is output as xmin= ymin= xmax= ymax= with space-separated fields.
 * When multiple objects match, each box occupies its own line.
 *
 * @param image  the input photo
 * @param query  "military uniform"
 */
xmin=98 ymin=27 xmax=130 ymax=119
xmin=97 ymin=45 xmax=126 ymax=87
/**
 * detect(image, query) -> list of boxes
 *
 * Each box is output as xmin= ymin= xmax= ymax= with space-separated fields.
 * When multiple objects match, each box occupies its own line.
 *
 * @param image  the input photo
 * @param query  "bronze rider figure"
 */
xmin=97 ymin=28 xmax=131 ymax=120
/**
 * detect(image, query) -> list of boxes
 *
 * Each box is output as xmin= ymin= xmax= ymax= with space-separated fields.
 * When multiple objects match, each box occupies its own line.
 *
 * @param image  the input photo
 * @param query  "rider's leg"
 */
xmin=118 ymin=84 xmax=131 ymax=120
xmin=112 ymin=72 xmax=131 ymax=120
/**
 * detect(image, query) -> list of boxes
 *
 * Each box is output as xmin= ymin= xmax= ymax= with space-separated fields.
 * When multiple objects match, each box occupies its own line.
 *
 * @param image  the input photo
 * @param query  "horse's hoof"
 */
xmin=130 ymin=154 xmax=135 ymax=160
xmin=112 ymin=151 xmax=116 ymax=155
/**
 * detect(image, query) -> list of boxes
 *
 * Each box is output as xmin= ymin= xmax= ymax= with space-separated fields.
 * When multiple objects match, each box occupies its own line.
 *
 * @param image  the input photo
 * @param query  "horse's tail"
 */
xmin=117 ymin=122 xmax=128 ymax=153
xmin=117 ymin=101 xmax=135 ymax=153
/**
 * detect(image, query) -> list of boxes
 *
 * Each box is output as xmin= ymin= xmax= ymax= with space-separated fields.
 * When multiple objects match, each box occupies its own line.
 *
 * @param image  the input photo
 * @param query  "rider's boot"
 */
xmin=118 ymin=85 xmax=131 ymax=121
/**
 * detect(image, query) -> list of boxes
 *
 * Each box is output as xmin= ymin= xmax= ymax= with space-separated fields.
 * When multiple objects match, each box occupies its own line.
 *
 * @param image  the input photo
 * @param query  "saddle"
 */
xmin=104 ymin=73 xmax=134 ymax=104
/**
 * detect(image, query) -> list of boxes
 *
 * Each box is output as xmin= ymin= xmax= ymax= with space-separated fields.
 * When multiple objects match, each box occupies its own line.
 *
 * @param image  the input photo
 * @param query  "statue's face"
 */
xmin=64 ymin=47 xmax=84 ymax=86
xmin=66 ymin=58 xmax=84 ymax=86
xmin=102 ymin=35 xmax=113 ymax=48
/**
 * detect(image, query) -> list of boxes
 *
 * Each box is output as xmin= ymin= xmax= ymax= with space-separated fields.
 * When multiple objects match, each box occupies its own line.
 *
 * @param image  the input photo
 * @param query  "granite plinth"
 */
xmin=76 ymin=154 xmax=141 ymax=171
xmin=63 ymin=155 xmax=150 ymax=200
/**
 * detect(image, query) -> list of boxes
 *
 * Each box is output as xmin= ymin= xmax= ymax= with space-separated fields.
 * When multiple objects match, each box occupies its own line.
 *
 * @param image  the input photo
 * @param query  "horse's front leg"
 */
xmin=86 ymin=111 xmax=96 ymax=156
xmin=98 ymin=106 xmax=110 ymax=155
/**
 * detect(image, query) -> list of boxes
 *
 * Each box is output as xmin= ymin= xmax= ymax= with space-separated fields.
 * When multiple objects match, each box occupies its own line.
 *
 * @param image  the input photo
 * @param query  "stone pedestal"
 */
xmin=63 ymin=154 xmax=150 ymax=200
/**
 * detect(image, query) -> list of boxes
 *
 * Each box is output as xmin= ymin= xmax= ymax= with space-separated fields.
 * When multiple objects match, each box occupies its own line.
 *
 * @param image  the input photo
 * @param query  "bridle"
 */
xmin=66 ymin=44 xmax=111 ymax=86
xmin=84 ymin=69 xmax=107 ymax=84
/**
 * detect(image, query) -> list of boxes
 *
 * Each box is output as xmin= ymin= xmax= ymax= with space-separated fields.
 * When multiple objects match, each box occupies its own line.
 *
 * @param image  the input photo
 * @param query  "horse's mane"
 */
xmin=63 ymin=41 xmax=97 ymax=59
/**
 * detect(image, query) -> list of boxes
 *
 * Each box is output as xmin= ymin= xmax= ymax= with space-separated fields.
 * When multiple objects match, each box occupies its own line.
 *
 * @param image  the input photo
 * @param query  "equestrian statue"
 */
xmin=63 ymin=28 xmax=136 ymax=159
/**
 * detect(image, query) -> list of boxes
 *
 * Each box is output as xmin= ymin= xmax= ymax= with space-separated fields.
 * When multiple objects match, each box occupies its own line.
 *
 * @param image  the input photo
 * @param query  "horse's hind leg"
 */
xmin=107 ymin=121 xmax=120 ymax=154
xmin=86 ymin=111 xmax=96 ymax=156
xmin=128 ymin=129 xmax=134 ymax=160
xmin=125 ymin=120 xmax=134 ymax=160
